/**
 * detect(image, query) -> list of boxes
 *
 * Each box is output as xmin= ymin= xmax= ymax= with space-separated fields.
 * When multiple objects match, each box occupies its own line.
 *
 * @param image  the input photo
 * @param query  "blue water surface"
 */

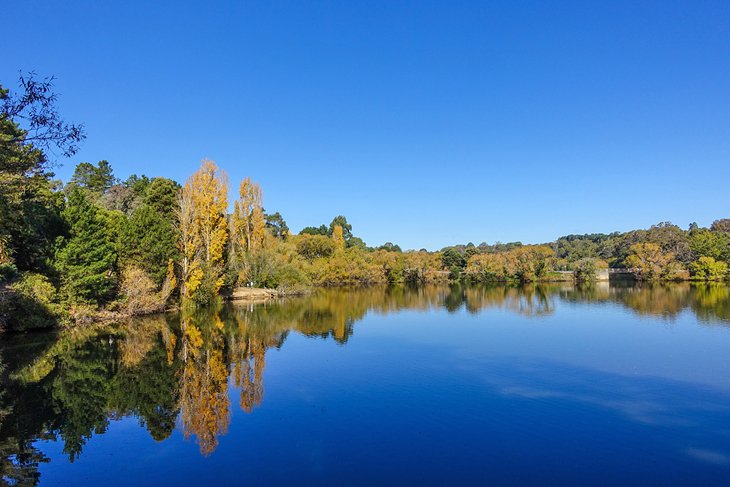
xmin=2 ymin=283 xmax=730 ymax=486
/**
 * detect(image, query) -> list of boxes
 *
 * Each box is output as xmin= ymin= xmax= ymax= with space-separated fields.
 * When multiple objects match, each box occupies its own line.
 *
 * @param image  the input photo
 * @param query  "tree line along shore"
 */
xmin=1 ymin=75 xmax=729 ymax=332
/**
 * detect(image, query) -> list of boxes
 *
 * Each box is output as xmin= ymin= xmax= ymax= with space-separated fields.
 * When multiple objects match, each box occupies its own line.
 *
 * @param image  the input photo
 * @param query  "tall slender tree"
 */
xmin=232 ymin=177 xmax=265 ymax=254
xmin=332 ymin=224 xmax=345 ymax=251
xmin=177 ymin=160 xmax=228 ymax=301
xmin=176 ymin=182 xmax=199 ymax=299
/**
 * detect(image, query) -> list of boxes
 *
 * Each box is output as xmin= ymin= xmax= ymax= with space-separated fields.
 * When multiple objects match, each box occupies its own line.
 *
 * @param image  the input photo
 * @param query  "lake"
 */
xmin=2 ymin=283 xmax=730 ymax=485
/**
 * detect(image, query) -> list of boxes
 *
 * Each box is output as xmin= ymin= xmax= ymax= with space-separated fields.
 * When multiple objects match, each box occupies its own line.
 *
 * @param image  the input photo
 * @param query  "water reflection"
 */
xmin=1 ymin=283 xmax=729 ymax=482
xmin=559 ymin=282 xmax=730 ymax=322
xmin=464 ymin=284 xmax=555 ymax=316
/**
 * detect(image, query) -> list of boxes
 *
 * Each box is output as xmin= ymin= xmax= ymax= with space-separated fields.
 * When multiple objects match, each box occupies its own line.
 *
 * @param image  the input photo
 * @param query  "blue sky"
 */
xmin=3 ymin=0 xmax=729 ymax=250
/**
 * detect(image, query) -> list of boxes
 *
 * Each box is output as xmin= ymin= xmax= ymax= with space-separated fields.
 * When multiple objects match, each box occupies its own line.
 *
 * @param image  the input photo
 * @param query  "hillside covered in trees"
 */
xmin=1 ymin=75 xmax=729 ymax=332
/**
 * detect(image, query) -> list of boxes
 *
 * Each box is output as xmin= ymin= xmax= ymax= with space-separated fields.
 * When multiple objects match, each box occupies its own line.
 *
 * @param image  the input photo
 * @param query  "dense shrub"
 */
xmin=691 ymin=256 xmax=729 ymax=281
xmin=625 ymin=243 xmax=676 ymax=280
xmin=465 ymin=245 xmax=554 ymax=282
xmin=0 ymin=263 xmax=18 ymax=282
xmin=296 ymin=235 xmax=337 ymax=260
xmin=120 ymin=266 xmax=165 ymax=315
xmin=572 ymin=258 xmax=608 ymax=281
xmin=3 ymin=273 xmax=60 ymax=331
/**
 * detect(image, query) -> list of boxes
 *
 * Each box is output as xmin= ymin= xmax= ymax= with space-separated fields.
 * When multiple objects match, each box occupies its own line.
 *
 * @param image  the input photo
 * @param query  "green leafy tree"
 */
xmin=300 ymin=224 xmax=329 ymax=236
xmin=347 ymin=236 xmax=367 ymax=250
xmin=4 ymin=273 xmax=60 ymax=330
xmin=0 ymin=175 xmax=65 ymax=273
xmin=378 ymin=242 xmax=402 ymax=252
xmin=1 ymin=75 xmax=83 ymax=273
xmin=689 ymin=228 xmax=723 ymax=259
xmin=55 ymin=189 xmax=117 ymax=304
xmin=264 ymin=211 xmax=289 ymax=239
xmin=119 ymin=178 xmax=180 ymax=286
xmin=120 ymin=206 xmax=178 ymax=286
xmin=296 ymin=235 xmax=336 ymax=260
xmin=625 ymin=243 xmax=681 ymax=280
xmin=645 ymin=222 xmax=693 ymax=263
xmin=144 ymin=177 xmax=180 ymax=213
xmin=691 ymin=256 xmax=728 ymax=281
xmin=572 ymin=258 xmax=607 ymax=282
xmin=441 ymin=248 xmax=467 ymax=278
xmin=329 ymin=215 xmax=352 ymax=241
xmin=69 ymin=160 xmax=116 ymax=194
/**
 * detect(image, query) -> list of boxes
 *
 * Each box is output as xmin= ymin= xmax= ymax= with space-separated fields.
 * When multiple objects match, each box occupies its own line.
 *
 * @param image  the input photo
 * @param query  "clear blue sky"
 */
xmin=3 ymin=0 xmax=729 ymax=250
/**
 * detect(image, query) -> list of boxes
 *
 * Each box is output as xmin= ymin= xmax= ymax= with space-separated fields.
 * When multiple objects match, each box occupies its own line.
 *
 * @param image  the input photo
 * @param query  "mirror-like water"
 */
xmin=2 ymin=283 xmax=730 ymax=485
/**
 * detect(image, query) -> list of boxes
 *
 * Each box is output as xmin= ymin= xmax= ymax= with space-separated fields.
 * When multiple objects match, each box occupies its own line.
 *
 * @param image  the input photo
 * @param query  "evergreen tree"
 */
xmin=56 ymin=188 xmax=117 ymax=304
xmin=69 ymin=160 xmax=116 ymax=194
xmin=120 ymin=204 xmax=178 ymax=286
xmin=264 ymin=211 xmax=289 ymax=239
xmin=1 ymin=75 xmax=83 ymax=273
xmin=118 ymin=177 xmax=180 ymax=287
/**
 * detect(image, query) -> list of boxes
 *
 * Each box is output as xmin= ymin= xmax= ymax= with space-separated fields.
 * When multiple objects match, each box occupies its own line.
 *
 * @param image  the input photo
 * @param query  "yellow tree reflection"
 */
xmin=179 ymin=311 xmax=230 ymax=456
xmin=232 ymin=338 xmax=266 ymax=413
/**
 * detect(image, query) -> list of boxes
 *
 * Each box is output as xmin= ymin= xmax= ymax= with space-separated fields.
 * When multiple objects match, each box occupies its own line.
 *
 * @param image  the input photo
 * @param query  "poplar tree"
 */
xmin=232 ymin=177 xmax=265 ymax=254
xmin=332 ymin=224 xmax=345 ymax=251
xmin=177 ymin=160 xmax=228 ymax=302
xmin=229 ymin=177 xmax=267 ymax=286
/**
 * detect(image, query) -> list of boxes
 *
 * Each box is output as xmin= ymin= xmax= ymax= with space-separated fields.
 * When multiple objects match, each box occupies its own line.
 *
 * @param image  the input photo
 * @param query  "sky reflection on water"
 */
xmin=1 ymin=283 xmax=730 ymax=486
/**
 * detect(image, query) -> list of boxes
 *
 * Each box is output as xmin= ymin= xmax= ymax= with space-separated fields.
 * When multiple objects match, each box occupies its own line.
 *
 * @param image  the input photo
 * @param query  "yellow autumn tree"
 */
xmin=232 ymin=177 xmax=265 ymax=254
xmin=178 ymin=159 xmax=229 ymax=302
xmin=230 ymin=177 xmax=267 ymax=285
xmin=625 ymin=243 xmax=677 ymax=280
xmin=332 ymin=224 xmax=345 ymax=251
xmin=176 ymin=181 xmax=200 ymax=298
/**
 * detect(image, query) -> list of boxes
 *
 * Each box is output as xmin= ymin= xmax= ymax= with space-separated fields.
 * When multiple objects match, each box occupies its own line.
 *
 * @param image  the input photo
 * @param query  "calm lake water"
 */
xmin=2 ymin=283 xmax=730 ymax=486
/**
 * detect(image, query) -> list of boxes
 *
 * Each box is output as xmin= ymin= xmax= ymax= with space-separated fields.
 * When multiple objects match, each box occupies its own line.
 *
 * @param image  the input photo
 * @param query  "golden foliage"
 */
xmin=232 ymin=177 xmax=265 ymax=255
xmin=190 ymin=159 xmax=229 ymax=266
xmin=625 ymin=243 xmax=680 ymax=280
xmin=118 ymin=314 xmax=168 ymax=367
xmin=120 ymin=266 xmax=165 ymax=315
xmin=160 ymin=259 xmax=177 ymax=304
xmin=332 ymin=224 xmax=345 ymax=251
xmin=465 ymin=245 xmax=555 ymax=282
xmin=177 ymin=178 xmax=198 ymax=298
xmin=179 ymin=314 xmax=230 ymax=456
xmin=178 ymin=160 xmax=229 ymax=299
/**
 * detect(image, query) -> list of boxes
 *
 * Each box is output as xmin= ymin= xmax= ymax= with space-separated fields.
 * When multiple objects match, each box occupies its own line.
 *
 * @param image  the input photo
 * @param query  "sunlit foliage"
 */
xmin=691 ymin=256 xmax=728 ymax=281
xmin=625 ymin=243 xmax=684 ymax=281
xmin=177 ymin=160 xmax=229 ymax=303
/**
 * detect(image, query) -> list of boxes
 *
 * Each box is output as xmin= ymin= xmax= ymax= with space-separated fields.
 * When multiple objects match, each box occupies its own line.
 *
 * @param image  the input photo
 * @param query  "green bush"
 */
xmin=270 ymin=263 xmax=310 ymax=290
xmin=4 ymin=273 xmax=61 ymax=331
xmin=0 ymin=263 xmax=18 ymax=283
xmin=691 ymin=256 xmax=729 ymax=281
xmin=573 ymin=258 xmax=598 ymax=281
xmin=296 ymin=235 xmax=336 ymax=260
xmin=572 ymin=258 xmax=608 ymax=281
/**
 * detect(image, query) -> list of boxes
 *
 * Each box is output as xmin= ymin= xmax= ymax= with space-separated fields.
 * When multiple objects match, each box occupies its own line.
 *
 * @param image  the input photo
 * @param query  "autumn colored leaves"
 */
xmin=178 ymin=160 xmax=266 ymax=303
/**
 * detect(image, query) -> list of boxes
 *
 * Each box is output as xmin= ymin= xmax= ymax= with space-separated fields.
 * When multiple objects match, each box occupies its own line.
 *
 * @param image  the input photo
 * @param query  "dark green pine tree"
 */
xmin=119 ymin=177 xmax=180 ymax=286
xmin=56 ymin=188 xmax=117 ymax=304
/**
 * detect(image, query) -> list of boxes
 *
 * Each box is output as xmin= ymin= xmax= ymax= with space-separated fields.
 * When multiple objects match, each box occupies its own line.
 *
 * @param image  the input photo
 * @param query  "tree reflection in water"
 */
xmin=1 ymin=283 xmax=730 ymax=481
